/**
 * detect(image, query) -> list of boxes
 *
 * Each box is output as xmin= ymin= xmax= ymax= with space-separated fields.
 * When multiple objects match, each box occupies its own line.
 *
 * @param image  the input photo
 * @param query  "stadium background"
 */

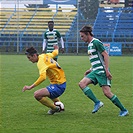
xmin=0 ymin=0 xmax=133 ymax=55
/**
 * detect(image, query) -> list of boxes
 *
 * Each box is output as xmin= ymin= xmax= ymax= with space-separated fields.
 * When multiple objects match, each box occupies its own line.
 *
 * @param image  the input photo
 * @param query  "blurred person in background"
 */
xmin=42 ymin=21 xmax=65 ymax=62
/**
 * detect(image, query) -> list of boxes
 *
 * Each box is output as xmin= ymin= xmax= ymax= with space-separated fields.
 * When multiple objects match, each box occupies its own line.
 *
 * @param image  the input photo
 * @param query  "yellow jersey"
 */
xmin=34 ymin=49 xmax=66 ymax=86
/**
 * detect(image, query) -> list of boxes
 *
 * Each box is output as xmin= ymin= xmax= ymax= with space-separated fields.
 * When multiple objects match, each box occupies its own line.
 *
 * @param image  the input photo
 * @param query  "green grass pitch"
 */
xmin=0 ymin=55 xmax=132 ymax=133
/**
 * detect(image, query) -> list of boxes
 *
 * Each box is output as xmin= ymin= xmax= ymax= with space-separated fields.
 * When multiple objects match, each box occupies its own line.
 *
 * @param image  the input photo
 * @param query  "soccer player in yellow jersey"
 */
xmin=22 ymin=45 xmax=66 ymax=115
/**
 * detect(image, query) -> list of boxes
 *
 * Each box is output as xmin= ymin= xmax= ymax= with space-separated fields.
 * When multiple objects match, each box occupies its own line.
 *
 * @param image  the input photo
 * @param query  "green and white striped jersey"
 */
xmin=44 ymin=29 xmax=61 ymax=53
xmin=88 ymin=38 xmax=106 ymax=74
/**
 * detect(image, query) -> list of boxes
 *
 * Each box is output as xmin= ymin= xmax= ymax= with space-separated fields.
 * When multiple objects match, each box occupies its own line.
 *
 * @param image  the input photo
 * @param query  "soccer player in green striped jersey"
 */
xmin=42 ymin=21 xmax=64 ymax=61
xmin=79 ymin=25 xmax=128 ymax=116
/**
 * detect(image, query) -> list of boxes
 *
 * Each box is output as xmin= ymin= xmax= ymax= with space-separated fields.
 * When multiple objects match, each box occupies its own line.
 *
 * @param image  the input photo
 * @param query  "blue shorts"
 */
xmin=46 ymin=82 xmax=66 ymax=99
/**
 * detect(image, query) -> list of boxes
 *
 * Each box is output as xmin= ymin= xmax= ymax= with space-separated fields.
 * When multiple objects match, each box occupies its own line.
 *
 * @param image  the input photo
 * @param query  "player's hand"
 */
xmin=53 ymin=45 xmax=59 ymax=50
xmin=61 ymin=48 xmax=64 ymax=53
xmin=22 ymin=85 xmax=32 ymax=92
xmin=61 ymin=48 xmax=65 ymax=53
xmin=105 ymin=70 xmax=112 ymax=80
xmin=84 ymin=69 xmax=91 ymax=76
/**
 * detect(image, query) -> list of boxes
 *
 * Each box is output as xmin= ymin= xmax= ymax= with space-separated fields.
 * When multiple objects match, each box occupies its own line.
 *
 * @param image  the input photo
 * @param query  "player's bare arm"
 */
xmin=102 ymin=51 xmax=112 ymax=80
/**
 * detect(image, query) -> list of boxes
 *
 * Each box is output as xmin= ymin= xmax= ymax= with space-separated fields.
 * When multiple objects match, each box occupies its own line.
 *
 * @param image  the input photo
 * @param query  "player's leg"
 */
xmin=52 ymin=97 xmax=60 ymax=102
xmin=79 ymin=75 xmax=103 ymax=113
xmin=47 ymin=83 xmax=66 ymax=114
xmin=98 ymin=73 xmax=128 ymax=116
xmin=102 ymin=85 xmax=128 ymax=116
xmin=79 ymin=77 xmax=99 ymax=103
xmin=34 ymin=88 xmax=57 ymax=110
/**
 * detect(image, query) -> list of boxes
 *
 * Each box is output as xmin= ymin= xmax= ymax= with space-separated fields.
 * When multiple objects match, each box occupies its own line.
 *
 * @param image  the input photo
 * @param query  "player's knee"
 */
xmin=79 ymin=81 xmax=84 ymax=89
xmin=78 ymin=81 xmax=81 ymax=88
xmin=34 ymin=91 xmax=41 ymax=101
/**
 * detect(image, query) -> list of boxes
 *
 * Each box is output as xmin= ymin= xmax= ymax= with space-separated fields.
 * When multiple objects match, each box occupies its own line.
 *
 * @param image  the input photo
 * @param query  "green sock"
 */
xmin=83 ymin=87 xmax=99 ymax=103
xmin=110 ymin=95 xmax=126 ymax=111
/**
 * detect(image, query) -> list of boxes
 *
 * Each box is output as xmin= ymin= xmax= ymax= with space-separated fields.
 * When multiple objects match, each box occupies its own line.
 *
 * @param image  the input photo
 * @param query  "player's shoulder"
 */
xmin=53 ymin=29 xmax=60 ymax=32
xmin=39 ymin=54 xmax=46 ymax=59
xmin=93 ymin=38 xmax=103 ymax=45
xmin=53 ymin=29 xmax=57 ymax=31
xmin=44 ymin=30 xmax=48 ymax=35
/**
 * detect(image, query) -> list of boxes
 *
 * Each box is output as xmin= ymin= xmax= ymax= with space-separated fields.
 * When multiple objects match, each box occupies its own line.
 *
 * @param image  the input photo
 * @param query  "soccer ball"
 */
xmin=54 ymin=101 xmax=65 ymax=112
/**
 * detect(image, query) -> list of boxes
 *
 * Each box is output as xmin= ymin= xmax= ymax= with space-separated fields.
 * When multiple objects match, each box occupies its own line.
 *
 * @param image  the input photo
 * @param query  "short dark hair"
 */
xmin=48 ymin=21 xmax=54 ymax=24
xmin=80 ymin=25 xmax=93 ymax=36
xmin=25 ymin=47 xmax=38 ymax=56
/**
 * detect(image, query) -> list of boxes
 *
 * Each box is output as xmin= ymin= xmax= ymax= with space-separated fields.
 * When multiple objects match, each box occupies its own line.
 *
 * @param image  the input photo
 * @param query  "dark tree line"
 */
xmin=78 ymin=0 xmax=99 ymax=19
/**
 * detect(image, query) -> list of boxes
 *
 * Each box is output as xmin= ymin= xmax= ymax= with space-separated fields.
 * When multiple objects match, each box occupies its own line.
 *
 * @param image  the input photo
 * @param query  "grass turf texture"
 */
xmin=0 ymin=55 xmax=132 ymax=133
